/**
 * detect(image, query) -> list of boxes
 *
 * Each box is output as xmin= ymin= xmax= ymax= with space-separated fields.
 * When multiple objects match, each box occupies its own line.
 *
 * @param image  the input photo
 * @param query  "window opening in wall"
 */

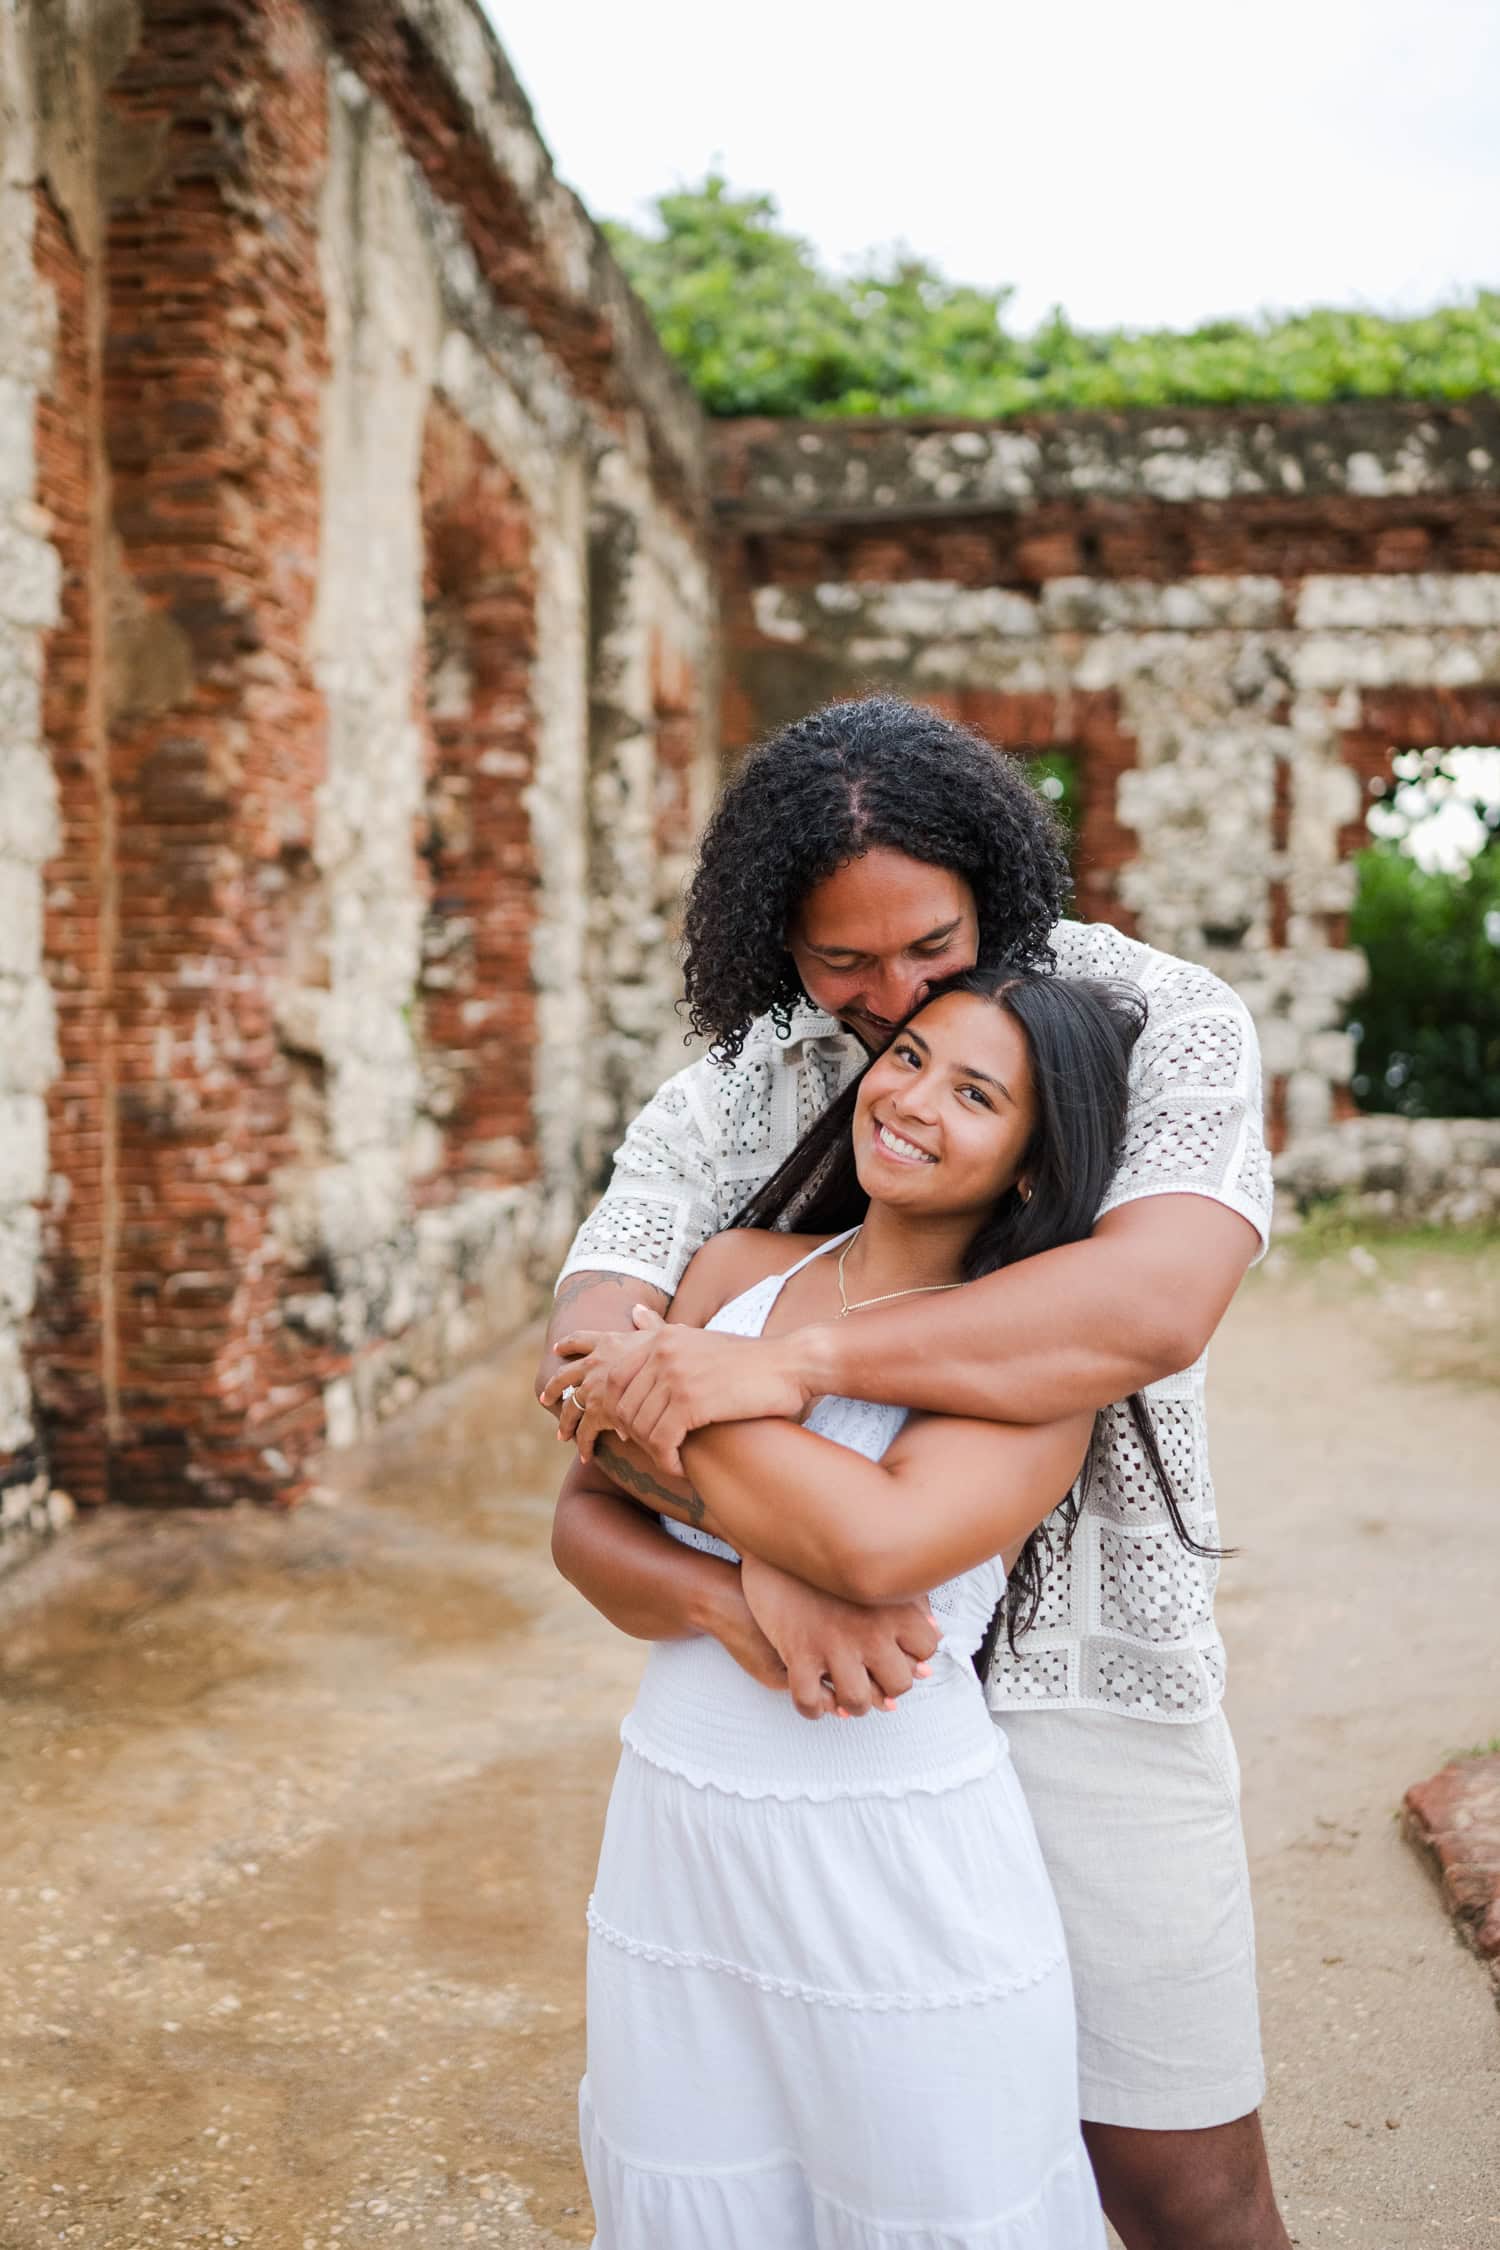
xmin=1346 ymin=746 xmax=1500 ymax=1118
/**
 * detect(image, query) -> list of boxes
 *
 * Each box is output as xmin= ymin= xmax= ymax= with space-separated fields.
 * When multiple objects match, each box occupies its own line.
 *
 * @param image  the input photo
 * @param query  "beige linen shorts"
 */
xmin=999 ymin=1703 xmax=1265 ymax=2132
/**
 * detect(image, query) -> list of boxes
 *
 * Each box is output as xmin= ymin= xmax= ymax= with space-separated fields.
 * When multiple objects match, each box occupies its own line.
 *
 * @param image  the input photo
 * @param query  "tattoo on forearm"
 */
xmin=551 ymin=1272 xmax=594 ymax=1321
xmin=553 ymin=1270 xmax=664 ymax=1323
xmin=595 ymin=1434 xmax=705 ymax=1529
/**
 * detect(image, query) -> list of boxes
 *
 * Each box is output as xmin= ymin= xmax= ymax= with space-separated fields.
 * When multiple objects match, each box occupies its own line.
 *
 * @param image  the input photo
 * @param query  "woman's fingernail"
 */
xmin=882 ymin=1698 xmax=897 ymax=1712
xmin=835 ymin=1707 xmax=849 ymax=1720
xmin=916 ymin=1662 xmax=932 ymax=1677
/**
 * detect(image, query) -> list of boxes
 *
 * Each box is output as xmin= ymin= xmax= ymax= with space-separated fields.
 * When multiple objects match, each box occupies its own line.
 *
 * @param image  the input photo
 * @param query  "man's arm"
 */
xmin=551 ymin=1461 xmax=785 ymax=1686
xmin=782 ymin=958 xmax=1272 ymax=1422
xmin=806 ymin=1194 xmax=1259 ymax=1422
xmin=535 ymin=1052 xmax=724 ymax=1407
xmin=547 ymin=967 xmax=1273 ymax=1465
xmin=546 ymin=1194 xmax=1257 ymax=1461
xmin=536 ymin=1271 xmax=670 ymax=1407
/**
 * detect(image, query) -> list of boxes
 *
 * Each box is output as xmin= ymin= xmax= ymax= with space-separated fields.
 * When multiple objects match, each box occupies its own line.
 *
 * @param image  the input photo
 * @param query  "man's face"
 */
xmin=786 ymin=847 xmax=980 ymax=1052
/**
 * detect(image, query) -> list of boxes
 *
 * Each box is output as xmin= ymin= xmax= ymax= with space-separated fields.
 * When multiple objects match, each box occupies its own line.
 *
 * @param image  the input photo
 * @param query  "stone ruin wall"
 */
xmin=0 ymin=0 xmax=716 ymax=1570
xmin=714 ymin=405 xmax=1500 ymax=1212
xmin=4 ymin=4 xmax=1498 ymax=1583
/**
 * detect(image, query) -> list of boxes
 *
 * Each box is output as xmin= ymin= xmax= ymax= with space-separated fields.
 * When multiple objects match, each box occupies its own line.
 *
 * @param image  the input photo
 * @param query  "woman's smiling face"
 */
xmin=851 ymin=990 xmax=1038 ymax=1219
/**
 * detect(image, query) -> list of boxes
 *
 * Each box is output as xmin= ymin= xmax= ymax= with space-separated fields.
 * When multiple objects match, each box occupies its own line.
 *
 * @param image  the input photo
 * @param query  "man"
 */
xmin=541 ymin=695 xmax=1289 ymax=2250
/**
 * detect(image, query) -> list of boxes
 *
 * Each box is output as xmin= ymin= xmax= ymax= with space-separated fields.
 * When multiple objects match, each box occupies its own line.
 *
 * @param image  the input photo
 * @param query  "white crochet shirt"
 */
xmin=559 ymin=919 xmax=1274 ymax=1724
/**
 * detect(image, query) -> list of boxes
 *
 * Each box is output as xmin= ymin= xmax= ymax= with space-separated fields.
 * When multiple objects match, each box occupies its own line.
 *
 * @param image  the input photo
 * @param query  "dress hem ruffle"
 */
xmin=586 ymin=1903 xmax=1069 ymax=2014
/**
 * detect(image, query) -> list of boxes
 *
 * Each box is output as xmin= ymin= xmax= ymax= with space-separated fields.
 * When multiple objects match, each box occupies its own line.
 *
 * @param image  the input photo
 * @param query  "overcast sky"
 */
xmin=483 ymin=0 xmax=1499 ymax=332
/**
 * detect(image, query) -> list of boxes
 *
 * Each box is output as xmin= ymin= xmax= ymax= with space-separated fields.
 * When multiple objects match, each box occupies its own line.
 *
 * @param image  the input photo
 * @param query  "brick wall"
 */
xmin=97 ymin=0 xmax=332 ymax=1505
xmin=715 ymin=406 xmax=1500 ymax=1149
xmin=416 ymin=401 xmax=539 ymax=1199
xmin=31 ymin=185 xmax=108 ymax=1511
xmin=1 ymin=0 xmax=716 ymax=1567
xmin=13 ymin=0 xmax=1494 ymax=1573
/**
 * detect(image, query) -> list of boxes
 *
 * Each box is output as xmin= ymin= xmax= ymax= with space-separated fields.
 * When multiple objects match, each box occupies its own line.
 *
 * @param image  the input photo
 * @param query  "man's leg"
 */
xmin=1084 ymin=2112 xmax=1291 ymax=2250
xmin=999 ymin=1706 xmax=1289 ymax=2247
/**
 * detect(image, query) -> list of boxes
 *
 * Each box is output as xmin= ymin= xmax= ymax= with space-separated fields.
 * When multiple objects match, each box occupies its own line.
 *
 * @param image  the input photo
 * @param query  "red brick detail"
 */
xmin=414 ymin=404 xmax=539 ymax=1200
xmin=1266 ymin=1075 xmax=1288 ymax=1156
xmin=652 ymin=634 xmax=700 ymax=862
xmin=100 ymin=0 xmax=333 ymax=1506
xmin=926 ymin=690 xmax=1142 ymax=938
xmin=734 ymin=500 xmax=1500 ymax=591
xmin=1403 ymin=1753 xmax=1500 ymax=2005
xmin=31 ymin=189 xmax=113 ymax=1508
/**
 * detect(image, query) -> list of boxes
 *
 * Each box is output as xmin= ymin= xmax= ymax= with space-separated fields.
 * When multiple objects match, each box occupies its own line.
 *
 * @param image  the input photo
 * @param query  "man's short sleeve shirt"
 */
xmin=558 ymin=920 xmax=1274 ymax=1722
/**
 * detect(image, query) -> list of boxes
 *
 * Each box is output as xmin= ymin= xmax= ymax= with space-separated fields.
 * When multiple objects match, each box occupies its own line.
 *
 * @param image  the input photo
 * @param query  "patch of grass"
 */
xmin=1441 ymin=1736 xmax=1500 ymax=1765
xmin=1277 ymin=1200 xmax=1500 ymax=1263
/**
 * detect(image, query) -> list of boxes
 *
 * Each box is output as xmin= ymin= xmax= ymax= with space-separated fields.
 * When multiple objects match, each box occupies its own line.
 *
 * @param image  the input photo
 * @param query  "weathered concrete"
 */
xmin=0 ymin=0 xmax=64 ymax=1535
xmin=0 ymin=1247 xmax=1496 ymax=2248
xmin=712 ymin=406 xmax=1500 ymax=523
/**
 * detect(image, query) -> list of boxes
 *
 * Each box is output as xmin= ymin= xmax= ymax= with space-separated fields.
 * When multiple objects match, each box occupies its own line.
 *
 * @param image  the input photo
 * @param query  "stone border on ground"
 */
xmin=1275 ymin=1117 xmax=1500 ymax=1228
xmin=1403 ymin=1752 xmax=1500 ymax=2007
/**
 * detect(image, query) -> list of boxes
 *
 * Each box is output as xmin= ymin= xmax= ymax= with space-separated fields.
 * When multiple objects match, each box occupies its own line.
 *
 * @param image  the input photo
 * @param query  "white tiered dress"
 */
xmin=580 ymin=1234 xmax=1106 ymax=2249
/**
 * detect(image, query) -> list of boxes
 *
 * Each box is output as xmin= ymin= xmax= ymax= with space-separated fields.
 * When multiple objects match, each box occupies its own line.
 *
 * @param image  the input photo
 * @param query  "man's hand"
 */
xmin=541 ymin=1307 xmax=814 ymax=1475
xmin=738 ymin=1554 xmax=939 ymax=1722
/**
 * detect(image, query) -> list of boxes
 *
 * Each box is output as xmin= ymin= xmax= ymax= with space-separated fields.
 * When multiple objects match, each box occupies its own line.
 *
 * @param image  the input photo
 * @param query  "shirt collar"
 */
xmin=781 ymin=1002 xmax=858 ymax=1056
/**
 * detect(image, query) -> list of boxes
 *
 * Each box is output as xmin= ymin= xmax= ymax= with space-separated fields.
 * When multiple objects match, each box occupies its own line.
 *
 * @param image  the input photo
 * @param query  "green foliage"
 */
xmin=606 ymin=176 xmax=1500 ymax=419
xmin=1348 ymin=840 xmax=1500 ymax=1117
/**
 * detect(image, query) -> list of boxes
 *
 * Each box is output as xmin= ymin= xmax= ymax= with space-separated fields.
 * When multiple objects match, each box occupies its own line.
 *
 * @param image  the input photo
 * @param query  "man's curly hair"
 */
xmin=682 ymin=696 xmax=1073 ymax=1062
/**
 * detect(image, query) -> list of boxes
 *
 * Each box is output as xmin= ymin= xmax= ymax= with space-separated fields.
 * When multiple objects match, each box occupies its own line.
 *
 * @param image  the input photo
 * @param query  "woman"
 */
xmin=558 ymin=967 xmax=1183 ymax=2248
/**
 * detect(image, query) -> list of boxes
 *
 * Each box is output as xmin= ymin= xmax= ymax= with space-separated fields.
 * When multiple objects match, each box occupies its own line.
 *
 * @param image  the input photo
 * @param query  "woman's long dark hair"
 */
xmin=732 ymin=967 xmax=1226 ymax=1667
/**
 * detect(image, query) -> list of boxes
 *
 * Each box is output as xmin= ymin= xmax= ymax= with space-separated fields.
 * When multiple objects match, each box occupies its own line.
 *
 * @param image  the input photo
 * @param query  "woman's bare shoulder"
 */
xmin=670 ymin=1229 xmax=833 ymax=1326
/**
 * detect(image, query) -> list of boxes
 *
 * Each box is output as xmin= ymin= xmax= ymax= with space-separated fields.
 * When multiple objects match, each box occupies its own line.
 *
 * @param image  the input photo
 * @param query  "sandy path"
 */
xmin=0 ymin=1248 xmax=1495 ymax=2247
xmin=1213 ymin=1250 xmax=1500 ymax=2246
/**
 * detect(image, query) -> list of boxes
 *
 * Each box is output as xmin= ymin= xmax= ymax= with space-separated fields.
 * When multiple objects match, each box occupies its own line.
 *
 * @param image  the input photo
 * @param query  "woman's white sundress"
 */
xmin=580 ymin=1233 xmax=1106 ymax=2249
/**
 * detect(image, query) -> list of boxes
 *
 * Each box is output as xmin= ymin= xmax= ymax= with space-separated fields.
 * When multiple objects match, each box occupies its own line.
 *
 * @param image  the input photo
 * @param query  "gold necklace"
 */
xmin=835 ymin=1227 xmax=963 ymax=1319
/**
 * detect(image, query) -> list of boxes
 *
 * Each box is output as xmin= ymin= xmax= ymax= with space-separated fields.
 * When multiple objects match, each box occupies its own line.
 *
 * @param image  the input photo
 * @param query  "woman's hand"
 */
xmin=544 ymin=1308 xmax=812 ymax=1473
xmin=706 ymin=1572 xmax=792 ymax=1696
xmin=738 ymin=1555 xmax=939 ymax=1722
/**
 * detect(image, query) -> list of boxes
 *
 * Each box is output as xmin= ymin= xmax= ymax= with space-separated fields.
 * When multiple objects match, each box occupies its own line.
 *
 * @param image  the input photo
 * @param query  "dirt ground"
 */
xmin=0 ymin=1237 xmax=1497 ymax=2250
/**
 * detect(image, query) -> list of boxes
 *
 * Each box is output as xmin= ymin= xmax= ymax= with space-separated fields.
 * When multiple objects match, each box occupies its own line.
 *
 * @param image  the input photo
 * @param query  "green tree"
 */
xmin=606 ymin=176 xmax=1500 ymax=420
xmin=1348 ymin=755 xmax=1500 ymax=1118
